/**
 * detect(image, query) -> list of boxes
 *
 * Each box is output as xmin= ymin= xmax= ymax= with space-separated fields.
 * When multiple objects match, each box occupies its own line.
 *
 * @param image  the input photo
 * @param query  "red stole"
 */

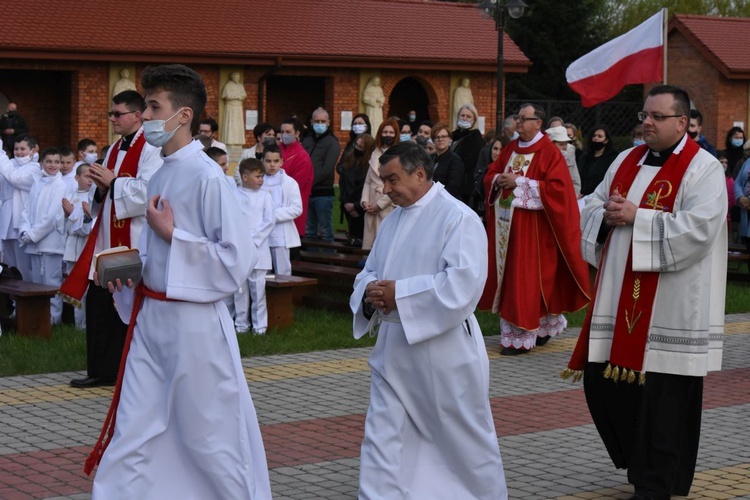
xmin=564 ymin=138 xmax=700 ymax=382
xmin=84 ymin=284 xmax=179 ymax=475
xmin=59 ymin=133 xmax=146 ymax=303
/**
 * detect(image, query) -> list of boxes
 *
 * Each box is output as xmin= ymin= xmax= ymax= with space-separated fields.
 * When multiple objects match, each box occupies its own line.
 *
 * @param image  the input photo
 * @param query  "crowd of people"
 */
xmin=0 ymin=74 xmax=744 ymax=499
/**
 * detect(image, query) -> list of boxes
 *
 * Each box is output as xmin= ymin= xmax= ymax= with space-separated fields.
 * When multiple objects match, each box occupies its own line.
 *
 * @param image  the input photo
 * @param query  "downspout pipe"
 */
xmin=258 ymin=57 xmax=283 ymax=123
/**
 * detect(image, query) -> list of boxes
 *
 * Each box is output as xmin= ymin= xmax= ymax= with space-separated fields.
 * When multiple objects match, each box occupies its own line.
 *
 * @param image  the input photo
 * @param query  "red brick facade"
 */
xmin=667 ymin=19 xmax=750 ymax=149
xmin=0 ymin=60 xmax=500 ymax=154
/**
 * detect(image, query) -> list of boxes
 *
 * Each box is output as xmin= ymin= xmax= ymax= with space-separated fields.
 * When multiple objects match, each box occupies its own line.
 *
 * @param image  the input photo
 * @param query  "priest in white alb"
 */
xmin=565 ymin=85 xmax=727 ymax=500
xmin=351 ymin=141 xmax=507 ymax=500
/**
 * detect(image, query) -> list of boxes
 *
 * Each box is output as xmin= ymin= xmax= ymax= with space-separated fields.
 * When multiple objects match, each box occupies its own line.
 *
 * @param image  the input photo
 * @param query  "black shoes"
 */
xmin=70 ymin=377 xmax=116 ymax=388
xmin=500 ymin=347 xmax=530 ymax=356
xmin=535 ymin=335 xmax=551 ymax=347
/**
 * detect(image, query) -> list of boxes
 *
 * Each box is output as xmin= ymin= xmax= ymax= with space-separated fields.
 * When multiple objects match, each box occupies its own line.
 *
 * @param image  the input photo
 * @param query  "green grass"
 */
xmin=0 ymin=282 xmax=748 ymax=377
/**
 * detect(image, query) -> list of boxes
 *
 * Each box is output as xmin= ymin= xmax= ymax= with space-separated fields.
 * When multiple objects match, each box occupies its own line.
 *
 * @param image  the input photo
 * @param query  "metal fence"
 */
xmin=506 ymin=99 xmax=643 ymax=140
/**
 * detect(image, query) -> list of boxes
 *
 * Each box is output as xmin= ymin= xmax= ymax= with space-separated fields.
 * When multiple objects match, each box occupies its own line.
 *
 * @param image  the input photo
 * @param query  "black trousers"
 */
xmin=85 ymin=281 xmax=128 ymax=380
xmin=584 ymin=362 xmax=703 ymax=499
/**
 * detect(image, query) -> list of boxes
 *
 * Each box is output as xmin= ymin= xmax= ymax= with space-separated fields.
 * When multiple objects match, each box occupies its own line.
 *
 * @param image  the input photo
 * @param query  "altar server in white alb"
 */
xmin=233 ymin=157 xmax=274 ymax=335
xmin=61 ymin=163 xmax=95 ymax=329
xmin=565 ymin=85 xmax=727 ymax=500
xmin=351 ymin=141 xmax=507 ymax=500
xmin=18 ymin=147 xmax=68 ymax=324
xmin=87 ymin=64 xmax=271 ymax=500
xmin=0 ymin=135 xmax=42 ymax=280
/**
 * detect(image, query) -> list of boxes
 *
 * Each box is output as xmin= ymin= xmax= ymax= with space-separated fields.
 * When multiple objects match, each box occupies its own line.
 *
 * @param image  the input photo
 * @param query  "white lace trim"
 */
xmin=511 ymin=177 xmax=543 ymax=210
xmin=500 ymin=314 xmax=567 ymax=349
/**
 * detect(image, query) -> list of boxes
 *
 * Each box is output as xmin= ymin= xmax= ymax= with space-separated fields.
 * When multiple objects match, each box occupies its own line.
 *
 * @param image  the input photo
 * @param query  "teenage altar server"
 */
xmin=351 ymin=141 xmax=507 ymax=499
xmin=87 ymin=64 xmax=271 ymax=500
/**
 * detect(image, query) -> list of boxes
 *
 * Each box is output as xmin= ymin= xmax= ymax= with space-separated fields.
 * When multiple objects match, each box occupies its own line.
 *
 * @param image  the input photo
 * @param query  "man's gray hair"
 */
xmin=378 ymin=141 xmax=434 ymax=180
xmin=311 ymin=107 xmax=329 ymax=121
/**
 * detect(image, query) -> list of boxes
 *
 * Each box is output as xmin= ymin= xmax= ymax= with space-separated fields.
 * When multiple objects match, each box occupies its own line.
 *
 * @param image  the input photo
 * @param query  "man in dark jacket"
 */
xmin=302 ymin=107 xmax=341 ymax=242
xmin=0 ymin=103 xmax=29 ymax=155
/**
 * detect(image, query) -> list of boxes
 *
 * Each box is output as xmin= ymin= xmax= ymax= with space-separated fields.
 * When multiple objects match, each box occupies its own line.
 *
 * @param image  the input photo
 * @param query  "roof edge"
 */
xmin=0 ymin=49 xmax=531 ymax=73
xmin=668 ymin=15 xmax=742 ymax=79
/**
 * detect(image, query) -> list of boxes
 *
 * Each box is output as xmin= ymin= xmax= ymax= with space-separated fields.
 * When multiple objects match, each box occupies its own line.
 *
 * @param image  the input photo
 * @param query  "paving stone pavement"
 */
xmin=1 ymin=314 xmax=749 ymax=499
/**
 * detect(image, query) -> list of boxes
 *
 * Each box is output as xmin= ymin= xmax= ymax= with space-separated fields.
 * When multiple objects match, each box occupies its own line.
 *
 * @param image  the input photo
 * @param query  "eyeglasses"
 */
xmin=637 ymin=111 xmax=684 ymax=122
xmin=108 ymin=110 xmax=137 ymax=118
xmin=434 ymin=135 xmax=451 ymax=141
xmin=517 ymin=116 xmax=541 ymax=123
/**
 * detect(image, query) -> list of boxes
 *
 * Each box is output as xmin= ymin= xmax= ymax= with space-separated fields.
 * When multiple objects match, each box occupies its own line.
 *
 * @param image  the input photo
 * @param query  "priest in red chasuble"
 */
xmin=480 ymin=103 xmax=589 ymax=355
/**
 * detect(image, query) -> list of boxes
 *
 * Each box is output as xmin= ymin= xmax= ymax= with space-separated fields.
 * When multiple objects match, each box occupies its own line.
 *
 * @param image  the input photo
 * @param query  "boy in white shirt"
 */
xmin=262 ymin=143 xmax=302 ymax=276
xmin=59 ymin=147 xmax=78 ymax=192
xmin=233 ymin=158 xmax=274 ymax=334
xmin=0 ymin=135 xmax=42 ymax=280
xmin=19 ymin=147 xmax=68 ymax=324
xmin=206 ymin=146 xmax=236 ymax=191
xmin=61 ymin=163 xmax=94 ymax=328
xmin=76 ymin=139 xmax=98 ymax=167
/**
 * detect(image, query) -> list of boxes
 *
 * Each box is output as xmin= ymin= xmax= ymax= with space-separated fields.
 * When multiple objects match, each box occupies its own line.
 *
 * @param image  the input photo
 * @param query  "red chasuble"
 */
xmin=480 ymin=135 xmax=590 ymax=330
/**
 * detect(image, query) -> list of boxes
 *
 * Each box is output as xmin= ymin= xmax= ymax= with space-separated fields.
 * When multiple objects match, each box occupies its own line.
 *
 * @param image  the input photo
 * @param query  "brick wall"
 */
xmin=0 ymin=60 xmax=110 ymax=149
xmin=2 ymin=60 xmax=501 ymax=156
xmin=715 ymin=78 xmax=748 ymax=150
xmin=668 ymin=31 xmax=750 ymax=148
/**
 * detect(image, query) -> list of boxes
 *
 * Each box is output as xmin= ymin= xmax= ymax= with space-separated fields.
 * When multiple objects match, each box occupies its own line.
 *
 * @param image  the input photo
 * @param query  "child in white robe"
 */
xmin=19 ymin=147 xmax=68 ymax=324
xmin=261 ymin=143 xmax=302 ymax=276
xmin=206 ymin=146 xmax=236 ymax=191
xmin=59 ymin=147 xmax=78 ymax=192
xmin=0 ymin=135 xmax=42 ymax=280
xmin=233 ymin=158 xmax=274 ymax=334
xmin=61 ymin=163 xmax=94 ymax=328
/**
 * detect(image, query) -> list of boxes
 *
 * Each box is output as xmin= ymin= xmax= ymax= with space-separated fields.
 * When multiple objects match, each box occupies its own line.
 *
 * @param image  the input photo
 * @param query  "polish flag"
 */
xmin=566 ymin=10 xmax=665 ymax=107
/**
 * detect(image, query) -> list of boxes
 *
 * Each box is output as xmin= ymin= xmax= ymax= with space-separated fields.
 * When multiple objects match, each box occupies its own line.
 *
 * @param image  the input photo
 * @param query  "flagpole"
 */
xmin=662 ymin=8 xmax=668 ymax=84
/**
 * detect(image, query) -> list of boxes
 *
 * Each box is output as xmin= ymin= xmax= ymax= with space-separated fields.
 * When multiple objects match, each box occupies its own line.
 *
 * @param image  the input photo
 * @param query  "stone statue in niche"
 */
xmin=221 ymin=71 xmax=247 ymax=146
xmin=453 ymin=78 xmax=475 ymax=128
xmin=112 ymin=69 xmax=137 ymax=97
xmin=362 ymin=76 xmax=385 ymax=134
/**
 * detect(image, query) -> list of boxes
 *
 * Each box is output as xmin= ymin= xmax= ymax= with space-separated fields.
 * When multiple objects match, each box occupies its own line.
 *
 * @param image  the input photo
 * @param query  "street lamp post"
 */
xmin=480 ymin=0 xmax=527 ymax=131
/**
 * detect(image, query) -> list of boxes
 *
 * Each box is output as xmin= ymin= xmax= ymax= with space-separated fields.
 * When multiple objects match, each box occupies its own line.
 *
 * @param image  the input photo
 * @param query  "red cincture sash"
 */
xmin=84 ymin=284 xmax=179 ymax=475
xmin=564 ymin=139 xmax=700 ymax=383
xmin=59 ymin=131 xmax=146 ymax=303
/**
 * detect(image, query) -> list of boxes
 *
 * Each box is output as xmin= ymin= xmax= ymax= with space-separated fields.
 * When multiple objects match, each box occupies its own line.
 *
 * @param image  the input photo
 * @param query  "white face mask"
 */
xmin=143 ymin=108 xmax=184 ymax=148
xmin=84 ymin=152 xmax=98 ymax=164
xmin=15 ymin=154 xmax=32 ymax=165
xmin=457 ymin=120 xmax=472 ymax=130
xmin=352 ymin=123 xmax=367 ymax=135
xmin=281 ymin=132 xmax=296 ymax=145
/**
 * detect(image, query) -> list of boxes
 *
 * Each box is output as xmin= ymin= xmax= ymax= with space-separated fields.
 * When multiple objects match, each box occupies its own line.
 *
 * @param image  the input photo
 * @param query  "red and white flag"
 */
xmin=566 ymin=10 xmax=664 ymax=107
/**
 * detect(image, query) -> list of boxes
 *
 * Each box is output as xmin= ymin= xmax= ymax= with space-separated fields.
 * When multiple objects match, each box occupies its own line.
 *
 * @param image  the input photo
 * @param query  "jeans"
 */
xmin=305 ymin=196 xmax=334 ymax=241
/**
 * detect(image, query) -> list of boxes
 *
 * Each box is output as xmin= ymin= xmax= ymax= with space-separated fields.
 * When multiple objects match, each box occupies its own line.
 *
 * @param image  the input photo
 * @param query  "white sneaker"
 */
xmin=252 ymin=329 xmax=266 ymax=335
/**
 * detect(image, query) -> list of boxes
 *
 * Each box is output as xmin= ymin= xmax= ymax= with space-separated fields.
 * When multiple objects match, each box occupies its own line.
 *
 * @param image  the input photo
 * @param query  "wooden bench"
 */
xmin=299 ymin=250 xmax=364 ymax=268
xmin=300 ymin=238 xmax=370 ymax=256
xmin=265 ymin=275 xmax=317 ymax=329
xmin=0 ymin=280 xmax=59 ymax=338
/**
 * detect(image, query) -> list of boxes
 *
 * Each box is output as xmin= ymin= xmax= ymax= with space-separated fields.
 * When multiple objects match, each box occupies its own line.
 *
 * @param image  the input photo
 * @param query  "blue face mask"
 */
xmin=143 ymin=108 xmax=184 ymax=148
xmin=281 ymin=132 xmax=296 ymax=145
xmin=732 ymin=138 xmax=744 ymax=148
xmin=511 ymin=131 xmax=519 ymax=140
xmin=633 ymin=139 xmax=646 ymax=147
xmin=400 ymin=133 xmax=411 ymax=142
xmin=313 ymin=123 xmax=328 ymax=135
